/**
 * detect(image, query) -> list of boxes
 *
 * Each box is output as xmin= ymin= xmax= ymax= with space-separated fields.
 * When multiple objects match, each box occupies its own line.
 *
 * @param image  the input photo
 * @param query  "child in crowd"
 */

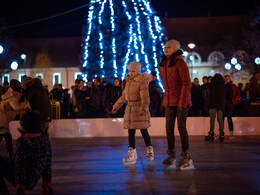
xmin=0 ymin=79 xmax=27 ymax=158
xmin=0 ymin=110 xmax=53 ymax=194
xmin=112 ymin=61 xmax=154 ymax=164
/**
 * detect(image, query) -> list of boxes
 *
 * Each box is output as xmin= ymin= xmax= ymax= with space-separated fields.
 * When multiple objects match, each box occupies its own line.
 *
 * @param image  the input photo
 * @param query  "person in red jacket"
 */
xmin=159 ymin=39 xmax=195 ymax=170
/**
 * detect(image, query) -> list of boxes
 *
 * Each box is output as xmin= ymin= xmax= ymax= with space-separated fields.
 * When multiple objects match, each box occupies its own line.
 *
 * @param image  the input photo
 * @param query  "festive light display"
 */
xmin=82 ymin=0 xmax=165 ymax=88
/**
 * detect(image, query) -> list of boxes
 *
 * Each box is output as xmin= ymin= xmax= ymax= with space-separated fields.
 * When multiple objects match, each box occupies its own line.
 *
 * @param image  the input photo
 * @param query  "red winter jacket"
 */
xmin=231 ymin=83 xmax=241 ymax=105
xmin=159 ymin=52 xmax=192 ymax=108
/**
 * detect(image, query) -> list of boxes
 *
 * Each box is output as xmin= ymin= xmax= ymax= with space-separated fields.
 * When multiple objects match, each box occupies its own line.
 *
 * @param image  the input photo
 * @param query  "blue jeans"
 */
xmin=165 ymin=106 xmax=189 ymax=151
xmin=223 ymin=111 xmax=234 ymax=131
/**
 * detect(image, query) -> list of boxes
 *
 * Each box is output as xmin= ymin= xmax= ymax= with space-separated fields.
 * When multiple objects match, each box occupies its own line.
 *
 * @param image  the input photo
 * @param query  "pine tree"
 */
xmin=81 ymin=0 xmax=165 ymax=86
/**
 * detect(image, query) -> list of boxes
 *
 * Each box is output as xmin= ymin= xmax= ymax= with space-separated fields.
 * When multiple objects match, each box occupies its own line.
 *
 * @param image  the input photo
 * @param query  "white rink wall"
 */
xmin=9 ymin=117 xmax=260 ymax=140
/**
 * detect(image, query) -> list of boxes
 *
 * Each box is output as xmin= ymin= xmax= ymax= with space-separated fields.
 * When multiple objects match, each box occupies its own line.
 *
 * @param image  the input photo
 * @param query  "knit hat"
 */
xmin=10 ymin=79 xmax=22 ymax=92
xmin=127 ymin=61 xmax=141 ymax=73
xmin=20 ymin=110 xmax=42 ymax=133
xmin=165 ymin=40 xmax=181 ymax=52
xmin=151 ymin=71 xmax=156 ymax=76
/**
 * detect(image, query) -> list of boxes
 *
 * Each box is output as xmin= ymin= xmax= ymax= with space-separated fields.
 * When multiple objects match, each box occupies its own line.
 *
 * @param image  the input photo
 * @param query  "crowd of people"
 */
xmin=0 ymin=38 xmax=260 ymax=193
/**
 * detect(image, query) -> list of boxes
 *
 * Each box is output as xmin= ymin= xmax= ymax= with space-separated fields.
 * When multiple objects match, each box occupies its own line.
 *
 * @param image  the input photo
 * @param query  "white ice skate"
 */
xmin=123 ymin=147 xmax=137 ymax=164
xmin=179 ymin=151 xmax=195 ymax=171
xmin=163 ymin=150 xmax=177 ymax=170
xmin=146 ymin=146 xmax=154 ymax=163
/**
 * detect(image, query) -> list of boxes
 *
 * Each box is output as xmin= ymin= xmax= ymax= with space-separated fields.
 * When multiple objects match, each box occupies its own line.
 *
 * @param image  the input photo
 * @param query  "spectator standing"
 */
xmin=200 ymin=76 xmax=210 ymax=116
xmin=249 ymin=72 xmax=260 ymax=101
xmin=0 ymin=79 xmax=27 ymax=158
xmin=149 ymin=71 xmax=163 ymax=117
xmin=205 ymin=74 xmax=226 ymax=142
xmin=189 ymin=78 xmax=203 ymax=116
xmin=105 ymin=77 xmax=124 ymax=117
xmin=224 ymin=75 xmax=241 ymax=116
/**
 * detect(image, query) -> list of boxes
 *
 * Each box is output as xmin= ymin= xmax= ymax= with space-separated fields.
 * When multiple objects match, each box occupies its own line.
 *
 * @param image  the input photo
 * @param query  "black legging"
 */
xmin=128 ymin=129 xmax=151 ymax=149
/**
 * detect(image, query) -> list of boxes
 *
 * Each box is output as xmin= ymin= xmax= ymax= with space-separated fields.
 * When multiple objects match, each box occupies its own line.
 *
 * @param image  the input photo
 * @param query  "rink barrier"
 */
xmin=9 ymin=117 xmax=260 ymax=140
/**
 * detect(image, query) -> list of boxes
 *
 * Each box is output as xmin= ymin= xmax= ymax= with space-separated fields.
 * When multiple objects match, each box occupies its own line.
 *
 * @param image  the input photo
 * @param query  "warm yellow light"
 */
xmin=188 ymin=43 xmax=196 ymax=49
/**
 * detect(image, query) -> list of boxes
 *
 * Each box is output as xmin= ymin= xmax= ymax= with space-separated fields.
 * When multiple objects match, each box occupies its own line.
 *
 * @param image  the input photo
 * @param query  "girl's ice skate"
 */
xmin=146 ymin=146 xmax=154 ymax=163
xmin=163 ymin=150 xmax=177 ymax=170
xmin=123 ymin=147 xmax=137 ymax=164
xmin=179 ymin=151 xmax=195 ymax=171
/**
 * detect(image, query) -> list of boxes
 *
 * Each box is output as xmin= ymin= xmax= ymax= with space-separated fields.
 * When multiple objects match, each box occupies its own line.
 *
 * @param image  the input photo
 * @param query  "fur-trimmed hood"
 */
xmin=125 ymin=72 xmax=152 ymax=83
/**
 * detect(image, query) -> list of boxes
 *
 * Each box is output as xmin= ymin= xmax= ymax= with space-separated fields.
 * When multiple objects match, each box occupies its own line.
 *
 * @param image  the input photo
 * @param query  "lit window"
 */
xmin=53 ymin=73 xmax=61 ymax=86
xmin=19 ymin=74 xmax=26 ymax=82
xmin=2 ymin=74 xmax=10 ymax=85
xmin=186 ymin=52 xmax=201 ymax=66
xmin=74 ymin=72 xmax=82 ymax=80
xmin=36 ymin=73 xmax=43 ymax=79
xmin=208 ymin=51 xmax=225 ymax=65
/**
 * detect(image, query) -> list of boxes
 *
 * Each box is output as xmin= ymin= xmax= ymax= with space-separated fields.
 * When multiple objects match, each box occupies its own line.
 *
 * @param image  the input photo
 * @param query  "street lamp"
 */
xmin=255 ymin=57 xmax=260 ymax=65
xmin=188 ymin=43 xmax=196 ymax=49
xmin=21 ymin=54 xmax=26 ymax=60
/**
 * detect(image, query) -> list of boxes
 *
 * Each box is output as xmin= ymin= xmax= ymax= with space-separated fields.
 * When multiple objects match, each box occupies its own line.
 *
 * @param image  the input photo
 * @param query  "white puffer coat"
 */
xmin=112 ymin=73 xmax=152 ymax=129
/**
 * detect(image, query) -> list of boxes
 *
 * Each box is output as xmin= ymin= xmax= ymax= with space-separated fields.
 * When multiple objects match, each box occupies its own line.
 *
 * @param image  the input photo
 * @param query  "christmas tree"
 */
xmin=82 ymin=0 xmax=165 ymax=88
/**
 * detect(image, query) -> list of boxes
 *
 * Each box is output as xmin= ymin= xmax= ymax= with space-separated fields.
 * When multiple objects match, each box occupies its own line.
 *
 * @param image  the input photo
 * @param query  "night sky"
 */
xmin=0 ymin=0 xmax=257 ymax=38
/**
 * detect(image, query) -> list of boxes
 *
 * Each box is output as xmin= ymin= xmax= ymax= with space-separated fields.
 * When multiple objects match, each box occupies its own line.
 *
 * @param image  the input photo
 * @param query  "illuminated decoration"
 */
xmin=231 ymin=57 xmax=237 ymax=65
xmin=255 ymin=57 xmax=260 ymax=65
xmin=53 ymin=73 xmax=61 ymax=86
xmin=21 ymin=54 xmax=26 ymax=60
xmin=36 ymin=73 xmax=44 ymax=79
xmin=182 ymin=51 xmax=188 ymax=57
xmin=235 ymin=63 xmax=241 ymax=70
xmin=10 ymin=61 xmax=18 ymax=70
xmin=82 ymin=0 xmax=165 ymax=88
xmin=224 ymin=62 xmax=231 ymax=70
xmin=2 ymin=74 xmax=10 ymax=85
xmin=0 ymin=45 xmax=4 ymax=54
xmin=19 ymin=74 xmax=26 ymax=82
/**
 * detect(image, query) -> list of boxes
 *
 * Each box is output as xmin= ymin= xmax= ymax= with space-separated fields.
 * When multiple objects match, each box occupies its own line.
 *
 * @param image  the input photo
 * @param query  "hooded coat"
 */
xmin=112 ymin=73 xmax=152 ymax=129
xmin=0 ymin=88 xmax=26 ymax=133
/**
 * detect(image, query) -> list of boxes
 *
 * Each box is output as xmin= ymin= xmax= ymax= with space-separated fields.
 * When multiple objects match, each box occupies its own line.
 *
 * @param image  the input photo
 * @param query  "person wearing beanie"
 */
xmin=0 ymin=110 xmax=53 ymax=194
xmin=0 ymin=79 xmax=27 ymax=159
xmin=111 ymin=61 xmax=154 ymax=164
xmin=159 ymin=39 xmax=195 ymax=170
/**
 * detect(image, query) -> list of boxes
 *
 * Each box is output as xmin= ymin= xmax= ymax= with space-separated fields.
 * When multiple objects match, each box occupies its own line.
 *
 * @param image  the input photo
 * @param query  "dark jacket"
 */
xmin=208 ymin=74 xmax=226 ymax=111
xmin=159 ymin=50 xmax=192 ymax=108
xmin=224 ymin=82 xmax=234 ymax=112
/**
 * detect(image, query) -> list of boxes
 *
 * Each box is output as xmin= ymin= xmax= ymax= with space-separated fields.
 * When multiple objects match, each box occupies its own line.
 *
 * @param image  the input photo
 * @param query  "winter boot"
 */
xmin=179 ymin=151 xmax=195 ymax=171
xmin=163 ymin=149 xmax=177 ymax=169
xmin=123 ymin=147 xmax=137 ymax=164
xmin=219 ymin=132 xmax=225 ymax=142
xmin=205 ymin=131 xmax=214 ymax=142
xmin=42 ymin=181 xmax=53 ymax=194
xmin=146 ymin=146 xmax=154 ymax=163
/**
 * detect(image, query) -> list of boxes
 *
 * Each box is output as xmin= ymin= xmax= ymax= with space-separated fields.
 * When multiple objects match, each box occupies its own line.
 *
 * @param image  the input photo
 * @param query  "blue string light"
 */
xmin=82 ymin=0 xmax=165 ymax=89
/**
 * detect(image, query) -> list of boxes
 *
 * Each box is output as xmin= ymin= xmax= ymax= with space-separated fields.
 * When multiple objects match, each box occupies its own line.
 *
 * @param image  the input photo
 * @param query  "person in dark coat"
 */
xmin=89 ymin=77 xmax=105 ymax=118
xmin=105 ymin=77 xmax=125 ymax=117
xmin=189 ymin=78 xmax=203 ymax=116
xmin=0 ymin=110 xmax=52 ymax=194
xmin=22 ymin=77 xmax=53 ymax=193
xmin=75 ymin=79 xmax=88 ymax=118
xmin=149 ymin=71 xmax=163 ymax=117
xmin=205 ymin=73 xmax=226 ymax=142
xmin=200 ymin=76 xmax=210 ymax=116
xmin=223 ymin=80 xmax=234 ymax=139
xmin=249 ymin=72 xmax=260 ymax=100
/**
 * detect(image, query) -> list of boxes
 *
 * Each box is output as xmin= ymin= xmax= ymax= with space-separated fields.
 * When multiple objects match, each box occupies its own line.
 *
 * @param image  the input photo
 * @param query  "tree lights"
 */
xmin=82 ymin=0 xmax=165 ymax=88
